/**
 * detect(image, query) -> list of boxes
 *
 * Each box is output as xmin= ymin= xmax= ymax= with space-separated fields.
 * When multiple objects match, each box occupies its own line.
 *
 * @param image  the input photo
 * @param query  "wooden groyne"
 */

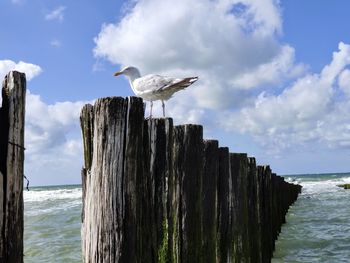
xmin=80 ymin=96 xmax=302 ymax=263
xmin=0 ymin=71 xmax=26 ymax=263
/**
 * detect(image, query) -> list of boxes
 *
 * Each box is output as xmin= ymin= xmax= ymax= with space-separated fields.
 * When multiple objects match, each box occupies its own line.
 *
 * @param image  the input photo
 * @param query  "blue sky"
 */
xmin=282 ymin=0 xmax=350 ymax=70
xmin=0 ymin=0 xmax=127 ymax=102
xmin=1 ymin=0 xmax=350 ymax=186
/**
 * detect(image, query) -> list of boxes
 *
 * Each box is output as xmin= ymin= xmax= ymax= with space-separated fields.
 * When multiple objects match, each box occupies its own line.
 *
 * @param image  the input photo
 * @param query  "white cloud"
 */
xmin=0 ymin=60 xmax=42 ymax=81
xmin=64 ymin=139 xmax=83 ymax=157
xmin=50 ymin=39 xmax=62 ymax=48
xmin=92 ymin=60 xmax=105 ymax=72
xmin=231 ymin=45 xmax=307 ymax=89
xmin=25 ymin=91 xmax=92 ymax=185
xmin=94 ymin=0 xmax=283 ymax=72
xmin=25 ymin=91 xmax=89 ymax=155
xmin=45 ymin=6 xmax=66 ymax=22
xmin=221 ymin=42 xmax=350 ymax=152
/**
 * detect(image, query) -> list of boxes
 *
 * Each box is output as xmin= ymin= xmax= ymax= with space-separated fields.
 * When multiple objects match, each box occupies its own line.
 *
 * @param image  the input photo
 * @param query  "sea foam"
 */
xmin=24 ymin=187 xmax=82 ymax=203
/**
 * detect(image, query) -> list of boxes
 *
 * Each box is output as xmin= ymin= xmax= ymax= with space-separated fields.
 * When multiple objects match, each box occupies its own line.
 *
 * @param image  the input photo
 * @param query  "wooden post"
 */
xmin=81 ymin=97 xmax=145 ymax=263
xmin=253 ymin=164 xmax=263 ymax=263
xmin=264 ymin=166 xmax=273 ymax=261
xmin=80 ymin=104 xmax=94 ymax=226
xmin=202 ymin=140 xmax=219 ymax=263
xmin=168 ymin=129 xmax=180 ymax=263
xmin=247 ymin=157 xmax=260 ymax=263
xmin=0 ymin=71 xmax=26 ymax=263
xmin=217 ymin=147 xmax=231 ymax=262
xmin=146 ymin=118 xmax=173 ymax=262
xmin=172 ymin=125 xmax=203 ymax=263
xmin=230 ymin=153 xmax=250 ymax=263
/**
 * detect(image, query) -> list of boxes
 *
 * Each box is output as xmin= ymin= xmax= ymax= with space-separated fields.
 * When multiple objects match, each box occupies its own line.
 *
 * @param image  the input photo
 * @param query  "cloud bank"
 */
xmin=93 ymin=0 xmax=350 ymax=154
xmin=26 ymin=92 xmax=87 ymax=155
xmin=25 ymin=92 xmax=90 ymax=185
xmin=222 ymin=42 xmax=350 ymax=152
xmin=94 ymin=0 xmax=306 ymax=112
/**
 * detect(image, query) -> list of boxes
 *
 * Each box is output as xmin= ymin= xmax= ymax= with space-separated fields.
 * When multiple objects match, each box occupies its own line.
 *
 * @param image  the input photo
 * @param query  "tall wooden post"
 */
xmin=172 ymin=125 xmax=203 ymax=263
xmin=202 ymin=140 xmax=219 ymax=263
xmin=247 ymin=157 xmax=260 ymax=263
xmin=147 ymin=118 xmax=173 ymax=262
xmin=230 ymin=153 xmax=250 ymax=263
xmin=81 ymin=97 xmax=145 ymax=263
xmin=0 ymin=71 xmax=26 ymax=263
xmin=217 ymin=147 xmax=231 ymax=262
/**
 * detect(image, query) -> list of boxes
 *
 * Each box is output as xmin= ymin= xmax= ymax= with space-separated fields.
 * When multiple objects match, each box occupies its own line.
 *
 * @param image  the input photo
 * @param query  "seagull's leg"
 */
xmin=150 ymin=101 xmax=153 ymax=119
xmin=162 ymin=100 xmax=165 ymax=117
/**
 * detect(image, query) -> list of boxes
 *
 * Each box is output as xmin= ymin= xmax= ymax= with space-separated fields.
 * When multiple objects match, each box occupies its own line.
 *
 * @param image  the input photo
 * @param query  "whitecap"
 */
xmin=24 ymin=187 xmax=82 ymax=203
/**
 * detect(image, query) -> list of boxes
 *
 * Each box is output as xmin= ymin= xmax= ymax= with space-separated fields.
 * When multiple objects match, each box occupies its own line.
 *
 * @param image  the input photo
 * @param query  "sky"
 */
xmin=1 ymin=0 xmax=350 ymax=186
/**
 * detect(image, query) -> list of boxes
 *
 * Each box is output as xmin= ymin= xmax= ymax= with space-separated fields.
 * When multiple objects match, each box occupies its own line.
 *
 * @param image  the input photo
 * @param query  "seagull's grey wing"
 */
xmin=133 ymin=74 xmax=180 ymax=93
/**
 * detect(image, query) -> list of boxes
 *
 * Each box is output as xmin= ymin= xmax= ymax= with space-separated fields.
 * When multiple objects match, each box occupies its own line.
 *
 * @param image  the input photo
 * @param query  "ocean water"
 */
xmin=272 ymin=173 xmax=350 ymax=262
xmin=23 ymin=174 xmax=350 ymax=262
xmin=24 ymin=185 xmax=82 ymax=263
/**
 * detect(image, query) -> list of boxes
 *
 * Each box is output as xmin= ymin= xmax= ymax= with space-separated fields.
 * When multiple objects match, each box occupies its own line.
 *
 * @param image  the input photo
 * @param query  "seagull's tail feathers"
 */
xmin=183 ymin=76 xmax=198 ymax=85
xmin=167 ymin=76 xmax=198 ymax=92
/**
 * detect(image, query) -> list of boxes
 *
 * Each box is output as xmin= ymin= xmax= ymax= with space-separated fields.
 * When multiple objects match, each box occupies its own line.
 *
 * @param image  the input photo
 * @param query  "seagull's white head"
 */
xmin=114 ymin=66 xmax=141 ymax=81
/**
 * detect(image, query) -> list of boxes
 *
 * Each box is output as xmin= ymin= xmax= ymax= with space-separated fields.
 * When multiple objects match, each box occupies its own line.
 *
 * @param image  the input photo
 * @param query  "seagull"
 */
xmin=114 ymin=66 xmax=198 ymax=117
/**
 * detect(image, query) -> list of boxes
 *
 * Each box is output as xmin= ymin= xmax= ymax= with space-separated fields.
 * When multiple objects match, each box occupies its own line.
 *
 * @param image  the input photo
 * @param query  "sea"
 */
xmin=24 ymin=185 xmax=82 ymax=263
xmin=272 ymin=173 xmax=350 ymax=262
xmin=23 ymin=173 xmax=350 ymax=262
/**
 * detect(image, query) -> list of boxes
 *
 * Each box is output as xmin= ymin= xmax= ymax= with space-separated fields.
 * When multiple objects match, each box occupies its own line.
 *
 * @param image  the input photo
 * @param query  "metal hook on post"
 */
xmin=23 ymin=174 xmax=29 ymax=191
xmin=8 ymin=141 xmax=26 ymax=150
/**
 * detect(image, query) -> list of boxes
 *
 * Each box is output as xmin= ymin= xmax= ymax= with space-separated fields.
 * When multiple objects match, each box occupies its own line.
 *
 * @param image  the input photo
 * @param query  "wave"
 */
xmin=282 ymin=174 xmax=350 ymax=197
xmin=297 ymin=175 xmax=350 ymax=197
xmin=24 ymin=187 xmax=82 ymax=203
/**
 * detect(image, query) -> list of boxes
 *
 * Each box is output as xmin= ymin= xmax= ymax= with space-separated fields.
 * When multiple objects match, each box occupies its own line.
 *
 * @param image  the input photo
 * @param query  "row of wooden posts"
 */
xmin=80 ymin=96 xmax=302 ymax=263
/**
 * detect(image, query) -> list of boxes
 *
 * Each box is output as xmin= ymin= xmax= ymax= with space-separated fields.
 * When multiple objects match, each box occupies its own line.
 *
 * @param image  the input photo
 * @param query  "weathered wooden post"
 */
xmin=147 ymin=118 xmax=173 ymax=262
xmin=80 ymin=104 xmax=94 ymax=226
xmin=202 ymin=140 xmax=219 ymax=263
xmin=81 ymin=97 xmax=146 ymax=263
xmin=247 ymin=157 xmax=261 ymax=263
xmin=230 ymin=153 xmax=250 ymax=263
xmin=172 ymin=125 xmax=203 ymax=263
xmin=0 ymin=71 xmax=26 ymax=263
xmin=258 ymin=165 xmax=275 ymax=263
xmin=217 ymin=147 xmax=231 ymax=262
xmin=265 ymin=166 xmax=274 ymax=261
xmin=253 ymin=163 xmax=263 ymax=263
xmin=270 ymin=173 xmax=279 ymax=252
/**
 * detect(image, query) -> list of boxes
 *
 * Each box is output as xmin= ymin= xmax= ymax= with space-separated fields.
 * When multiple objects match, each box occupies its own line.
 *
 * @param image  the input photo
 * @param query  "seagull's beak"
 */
xmin=113 ymin=71 xmax=123 ymax=77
